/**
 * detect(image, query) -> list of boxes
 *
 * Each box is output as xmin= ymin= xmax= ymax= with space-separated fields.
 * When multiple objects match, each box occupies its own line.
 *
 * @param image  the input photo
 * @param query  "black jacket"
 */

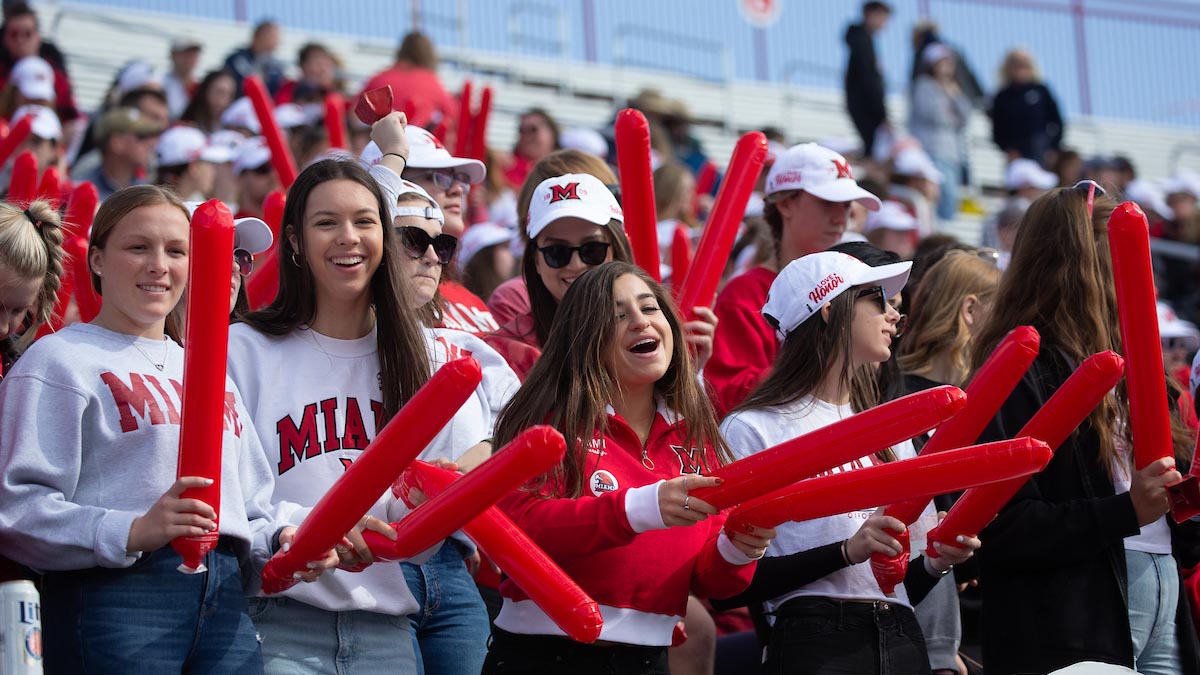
xmin=844 ymin=23 xmax=886 ymax=127
xmin=989 ymin=82 xmax=1063 ymax=161
xmin=977 ymin=349 xmax=1200 ymax=674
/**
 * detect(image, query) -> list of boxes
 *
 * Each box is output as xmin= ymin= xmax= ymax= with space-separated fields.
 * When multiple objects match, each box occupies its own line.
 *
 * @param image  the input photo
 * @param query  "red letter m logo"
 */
xmin=549 ymin=182 xmax=580 ymax=203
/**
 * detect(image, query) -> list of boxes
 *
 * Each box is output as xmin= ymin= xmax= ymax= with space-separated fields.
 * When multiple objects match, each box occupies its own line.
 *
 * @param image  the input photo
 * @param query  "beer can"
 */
xmin=0 ymin=580 xmax=42 ymax=674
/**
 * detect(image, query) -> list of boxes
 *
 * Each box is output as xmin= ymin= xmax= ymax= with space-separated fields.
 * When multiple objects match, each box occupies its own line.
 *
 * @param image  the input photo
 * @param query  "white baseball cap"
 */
xmin=392 ymin=178 xmax=444 ymax=225
xmin=403 ymin=125 xmax=486 ymax=184
xmin=1005 ymin=158 xmax=1058 ymax=191
xmin=221 ymin=97 xmax=262 ymax=134
xmin=765 ymin=143 xmax=881 ymax=211
xmin=12 ymin=104 xmax=61 ymax=141
xmin=893 ymin=146 xmax=943 ymax=182
xmin=865 ymin=201 xmax=918 ymax=233
xmin=1125 ymin=179 xmax=1174 ymax=221
xmin=527 ymin=173 xmax=624 ymax=240
xmin=157 ymin=126 xmax=234 ymax=166
xmin=182 ymin=201 xmax=274 ymax=255
xmin=233 ymin=136 xmax=272 ymax=175
xmin=10 ymin=56 xmax=54 ymax=102
xmin=922 ymin=43 xmax=954 ymax=66
xmin=456 ymin=222 xmax=513 ymax=273
xmin=762 ymin=250 xmax=911 ymax=338
xmin=116 ymin=60 xmax=160 ymax=96
xmin=559 ymin=127 xmax=609 ymax=160
xmin=1158 ymin=301 xmax=1199 ymax=344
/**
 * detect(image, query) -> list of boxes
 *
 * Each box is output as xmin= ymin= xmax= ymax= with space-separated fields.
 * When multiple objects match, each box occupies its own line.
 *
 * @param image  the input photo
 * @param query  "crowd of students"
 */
xmin=0 ymin=2 xmax=1198 ymax=674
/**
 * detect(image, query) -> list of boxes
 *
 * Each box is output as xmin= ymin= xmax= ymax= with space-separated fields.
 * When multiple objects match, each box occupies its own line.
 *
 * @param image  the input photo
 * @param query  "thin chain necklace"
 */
xmin=131 ymin=336 xmax=169 ymax=371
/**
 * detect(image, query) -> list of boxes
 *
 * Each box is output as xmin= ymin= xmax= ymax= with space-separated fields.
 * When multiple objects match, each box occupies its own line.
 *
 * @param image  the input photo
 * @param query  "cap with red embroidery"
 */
xmin=765 ymin=142 xmax=881 ymax=211
xmin=527 ymin=173 xmax=623 ymax=240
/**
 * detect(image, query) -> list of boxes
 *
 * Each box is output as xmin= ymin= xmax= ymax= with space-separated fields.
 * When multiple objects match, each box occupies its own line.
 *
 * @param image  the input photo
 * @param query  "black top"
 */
xmin=989 ymin=82 xmax=1063 ymax=161
xmin=844 ymin=23 xmax=886 ymax=126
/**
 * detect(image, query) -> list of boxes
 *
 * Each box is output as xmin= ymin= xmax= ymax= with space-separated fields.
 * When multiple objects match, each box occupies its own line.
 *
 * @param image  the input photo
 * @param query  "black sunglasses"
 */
xmin=854 ymin=285 xmax=889 ymax=314
xmin=234 ymin=248 xmax=253 ymax=276
xmin=538 ymin=241 xmax=611 ymax=269
xmin=1073 ymin=179 xmax=1107 ymax=217
xmin=398 ymin=226 xmax=457 ymax=265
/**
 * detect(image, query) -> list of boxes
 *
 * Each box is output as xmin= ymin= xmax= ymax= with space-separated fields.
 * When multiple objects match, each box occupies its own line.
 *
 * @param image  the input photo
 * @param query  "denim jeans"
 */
xmin=1126 ymin=549 xmax=1181 ymax=675
xmin=40 ymin=541 xmax=261 ymax=674
xmin=402 ymin=542 xmax=489 ymax=675
xmin=764 ymin=597 xmax=931 ymax=675
xmin=248 ymin=595 xmax=418 ymax=675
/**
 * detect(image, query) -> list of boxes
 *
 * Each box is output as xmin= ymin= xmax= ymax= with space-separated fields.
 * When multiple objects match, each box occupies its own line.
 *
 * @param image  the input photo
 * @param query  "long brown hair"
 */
xmin=238 ymin=159 xmax=429 ymax=424
xmin=514 ymin=150 xmax=632 ymax=345
xmin=971 ymin=188 xmax=1133 ymax=471
xmin=494 ymin=261 xmax=730 ymax=498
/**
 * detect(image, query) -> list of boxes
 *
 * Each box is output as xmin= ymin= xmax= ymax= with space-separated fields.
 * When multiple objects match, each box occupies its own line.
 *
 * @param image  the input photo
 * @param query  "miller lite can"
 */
xmin=0 ymin=580 xmax=42 ymax=674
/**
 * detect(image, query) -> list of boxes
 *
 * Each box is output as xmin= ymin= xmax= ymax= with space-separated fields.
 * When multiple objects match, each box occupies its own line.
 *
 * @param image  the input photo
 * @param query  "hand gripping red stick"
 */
xmin=8 ymin=150 xmax=38 ymax=205
xmin=259 ymin=357 xmax=482 ymax=594
xmin=870 ymin=326 xmax=1039 ymax=590
xmin=63 ymin=182 xmax=101 ymax=321
xmin=0 ymin=114 xmax=32 ymax=169
xmin=368 ymin=426 xmax=566 ymax=561
xmin=454 ymin=80 xmax=473 ymax=158
xmin=323 ymin=92 xmax=347 ymax=149
xmin=1107 ymin=202 xmax=1200 ymax=518
xmin=670 ymin=224 xmax=692 ymax=296
xmin=355 ymin=86 xmax=394 ymax=126
xmin=172 ymin=200 xmax=236 ymax=573
xmin=243 ymin=76 xmax=299 ymax=189
xmin=726 ymin=438 xmax=1052 ymax=534
xmin=676 ymin=132 xmax=768 ymax=320
xmin=692 ymin=385 xmax=966 ymax=511
xmin=614 ymin=109 xmax=662 ymax=282
xmin=377 ymin=461 xmax=604 ymax=643
xmin=925 ymin=350 xmax=1126 ymax=555
xmin=469 ymin=85 xmax=492 ymax=162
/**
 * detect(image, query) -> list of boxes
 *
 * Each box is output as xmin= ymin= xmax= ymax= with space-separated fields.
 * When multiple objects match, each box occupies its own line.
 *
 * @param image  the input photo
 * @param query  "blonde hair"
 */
xmin=0 ymin=200 xmax=64 ymax=347
xmin=897 ymin=252 xmax=1000 ymax=385
xmin=1000 ymin=48 xmax=1041 ymax=87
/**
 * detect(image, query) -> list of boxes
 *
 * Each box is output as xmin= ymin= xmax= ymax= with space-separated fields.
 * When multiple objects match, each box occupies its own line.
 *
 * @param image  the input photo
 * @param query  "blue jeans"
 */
xmin=1126 ymin=549 xmax=1181 ymax=675
xmin=402 ymin=541 xmax=489 ymax=675
xmin=248 ymin=595 xmax=418 ymax=675
xmin=933 ymin=158 xmax=961 ymax=222
xmin=40 ymin=540 xmax=261 ymax=674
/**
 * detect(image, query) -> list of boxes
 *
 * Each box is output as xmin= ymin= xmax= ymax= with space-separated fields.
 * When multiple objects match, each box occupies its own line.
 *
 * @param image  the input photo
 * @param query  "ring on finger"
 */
xmin=683 ymin=495 xmax=691 ymax=511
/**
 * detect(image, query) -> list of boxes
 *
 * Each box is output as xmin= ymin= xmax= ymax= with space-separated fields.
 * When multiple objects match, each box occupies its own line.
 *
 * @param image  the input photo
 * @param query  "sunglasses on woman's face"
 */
xmin=537 ymin=241 xmax=611 ymax=269
xmin=234 ymin=248 xmax=253 ymax=276
xmin=414 ymin=169 xmax=471 ymax=192
xmin=854 ymin=285 xmax=890 ymax=314
xmin=398 ymin=226 xmax=458 ymax=265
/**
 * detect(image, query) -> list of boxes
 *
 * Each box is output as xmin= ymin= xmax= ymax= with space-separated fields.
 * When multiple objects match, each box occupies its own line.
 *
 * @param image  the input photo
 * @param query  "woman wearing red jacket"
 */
xmin=486 ymin=261 xmax=774 ymax=674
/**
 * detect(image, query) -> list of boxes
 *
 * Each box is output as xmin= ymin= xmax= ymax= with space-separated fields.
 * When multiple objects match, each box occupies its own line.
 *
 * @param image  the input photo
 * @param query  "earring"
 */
xmin=291 ymin=252 xmax=303 ymax=267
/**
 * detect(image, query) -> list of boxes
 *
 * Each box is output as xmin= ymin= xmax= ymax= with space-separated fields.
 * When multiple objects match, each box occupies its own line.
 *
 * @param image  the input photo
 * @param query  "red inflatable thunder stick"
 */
xmin=36 ymin=165 xmax=61 ymax=206
xmin=614 ymin=109 xmax=661 ymax=282
xmin=383 ymin=461 xmax=605 ymax=643
xmin=243 ymin=76 xmax=299 ymax=189
xmin=469 ymin=85 xmax=492 ymax=163
xmin=367 ymin=426 xmax=566 ymax=561
xmin=355 ymin=85 xmax=394 ymax=126
xmin=323 ymin=92 xmax=348 ymax=149
xmin=244 ymin=191 xmax=286 ymax=310
xmin=870 ymin=326 xmax=1040 ymax=590
xmin=690 ymin=385 xmax=966 ymax=511
xmin=925 ymin=350 xmax=1126 ymax=556
xmin=8 ymin=150 xmax=38 ymax=205
xmin=676 ymin=132 xmax=768 ymax=321
xmin=259 ymin=357 xmax=482 ymax=594
xmin=1107 ymin=202 xmax=1200 ymax=519
xmin=671 ymin=224 xmax=692 ymax=296
xmin=725 ymin=437 xmax=1052 ymax=534
xmin=454 ymin=80 xmax=473 ymax=158
xmin=0 ymin=114 xmax=32 ymax=168
xmin=64 ymin=182 xmax=102 ymax=322
xmin=172 ymin=201 xmax=237 ymax=573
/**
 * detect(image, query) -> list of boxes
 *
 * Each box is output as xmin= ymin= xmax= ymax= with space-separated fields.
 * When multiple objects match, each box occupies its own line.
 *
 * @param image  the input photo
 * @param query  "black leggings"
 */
xmin=482 ymin=626 xmax=669 ymax=675
xmin=764 ymin=597 xmax=931 ymax=675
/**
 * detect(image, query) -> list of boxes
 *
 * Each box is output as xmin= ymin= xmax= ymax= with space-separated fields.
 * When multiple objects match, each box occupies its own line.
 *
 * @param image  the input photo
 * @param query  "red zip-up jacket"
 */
xmin=706 ymin=267 xmax=778 ymax=417
xmin=494 ymin=404 xmax=758 ymax=646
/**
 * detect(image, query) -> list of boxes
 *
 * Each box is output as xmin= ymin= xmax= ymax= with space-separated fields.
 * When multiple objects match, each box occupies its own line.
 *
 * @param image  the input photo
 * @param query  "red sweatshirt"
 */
xmin=438 ymin=280 xmax=499 ymax=337
xmin=706 ymin=267 xmax=778 ymax=417
xmin=494 ymin=405 xmax=757 ymax=646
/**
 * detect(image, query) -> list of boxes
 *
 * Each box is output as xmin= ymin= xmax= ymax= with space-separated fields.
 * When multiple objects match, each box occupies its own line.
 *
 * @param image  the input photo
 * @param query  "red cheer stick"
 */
xmin=454 ymin=80 xmax=473 ymax=158
xmin=63 ymin=183 xmax=101 ymax=322
xmin=8 ymin=151 xmax=38 ymax=205
xmin=0 ymin=115 xmax=32 ymax=169
xmin=244 ymin=191 xmax=286 ymax=310
xmin=323 ymin=92 xmax=348 ymax=149
xmin=726 ymin=437 xmax=1052 ymax=534
xmin=670 ymin=223 xmax=692 ymax=295
xmin=375 ymin=426 xmax=566 ymax=561
xmin=260 ymin=357 xmax=483 ymax=595
xmin=676 ymin=132 xmax=768 ymax=320
xmin=36 ymin=165 xmax=61 ymax=207
xmin=379 ymin=461 xmax=604 ymax=643
xmin=243 ymin=76 xmax=298 ymax=189
xmin=469 ymin=85 xmax=492 ymax=162
xmin=172 ymin=200 xmax=236 ymax=573
xmin=262 ymin=189 xmax=285 ymax=240
xmin=693 ymin=385 xmax=966 ymax=510
xmin=355 ymin=86 xmax=394 ymax=126
xmin=925 ymin=350 xmax=1126 ymax=555
xmin=615 ymin=109 xmax=662 ymax=282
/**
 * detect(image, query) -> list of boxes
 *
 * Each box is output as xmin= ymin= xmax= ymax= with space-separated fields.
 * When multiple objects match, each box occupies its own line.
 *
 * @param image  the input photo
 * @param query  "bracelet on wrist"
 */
xmin=840 ymin=540 xmax=853 ymax=566
xmin=383 ymin=152 xmax=407 ymax=168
